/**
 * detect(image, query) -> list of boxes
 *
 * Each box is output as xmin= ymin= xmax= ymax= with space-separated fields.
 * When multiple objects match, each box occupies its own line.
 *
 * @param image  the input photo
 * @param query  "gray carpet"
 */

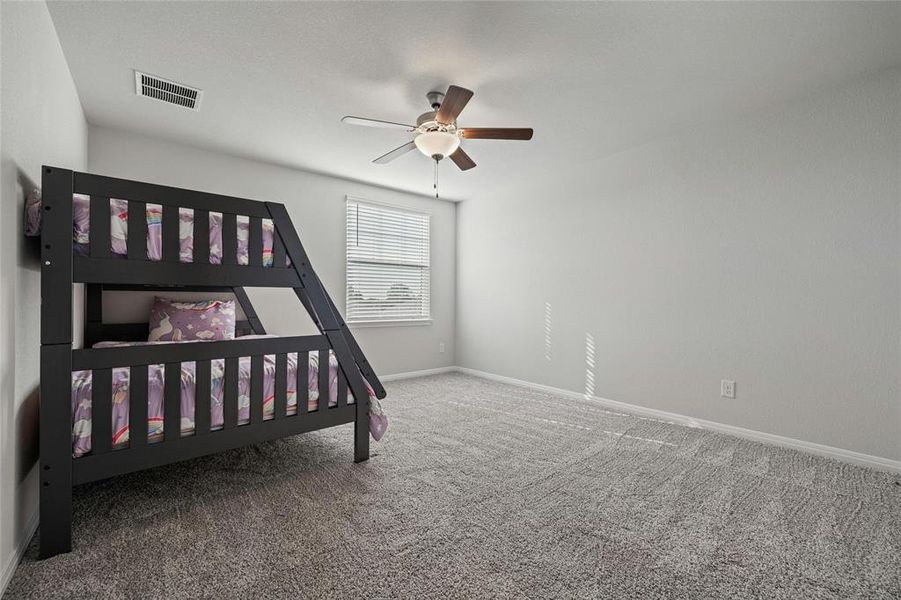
xmin=5 ymin=373 xmax=900 ymax=599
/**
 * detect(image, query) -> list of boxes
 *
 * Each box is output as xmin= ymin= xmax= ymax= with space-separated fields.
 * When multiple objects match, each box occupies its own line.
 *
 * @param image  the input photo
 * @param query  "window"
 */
xmin=346 ymin=198 xmax=430 ymax=324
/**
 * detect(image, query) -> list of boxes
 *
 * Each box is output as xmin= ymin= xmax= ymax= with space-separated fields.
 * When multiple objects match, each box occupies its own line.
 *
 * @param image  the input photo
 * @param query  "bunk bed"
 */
xmin=34 ymin=166 xmax=387 ymax=559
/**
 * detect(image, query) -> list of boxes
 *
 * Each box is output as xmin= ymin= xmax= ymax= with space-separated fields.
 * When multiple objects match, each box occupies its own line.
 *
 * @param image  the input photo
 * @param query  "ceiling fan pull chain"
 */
xmin=434 ymin=158 xmax=439 ymax=199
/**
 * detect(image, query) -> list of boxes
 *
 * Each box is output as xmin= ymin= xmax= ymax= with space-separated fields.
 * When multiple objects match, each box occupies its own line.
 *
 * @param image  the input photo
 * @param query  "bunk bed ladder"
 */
xmin=291 ymin=288 xmax=386 ymax=401
xmin=266 ymin=203 xmax=381 ymax=463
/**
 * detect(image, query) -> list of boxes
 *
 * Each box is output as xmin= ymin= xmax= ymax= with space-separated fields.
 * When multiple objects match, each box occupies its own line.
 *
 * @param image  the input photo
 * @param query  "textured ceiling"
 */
xmin=48 ymin=1 xmax=901 ymax=201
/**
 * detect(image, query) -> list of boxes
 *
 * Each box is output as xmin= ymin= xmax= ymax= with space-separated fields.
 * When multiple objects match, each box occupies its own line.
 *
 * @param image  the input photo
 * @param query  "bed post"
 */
xmin=266 ymin=203 xmax=372 ymax=462
xmin=39 ymin=166 xmax=74 ymax=558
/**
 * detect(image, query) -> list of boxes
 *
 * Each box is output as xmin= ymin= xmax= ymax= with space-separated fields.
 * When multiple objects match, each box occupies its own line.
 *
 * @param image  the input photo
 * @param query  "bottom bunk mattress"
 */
xmin=72 ymin=341 xmax=385 ymax=458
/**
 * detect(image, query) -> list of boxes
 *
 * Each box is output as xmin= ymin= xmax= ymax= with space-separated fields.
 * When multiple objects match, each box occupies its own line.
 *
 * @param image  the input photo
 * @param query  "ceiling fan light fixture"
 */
xmin=414 ymin=131 xmax=460 ymax=160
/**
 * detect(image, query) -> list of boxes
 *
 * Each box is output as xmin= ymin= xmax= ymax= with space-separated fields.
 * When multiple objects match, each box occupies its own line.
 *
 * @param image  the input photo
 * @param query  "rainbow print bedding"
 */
xmin=72 ymin=338 xmax=385 ymax=458
xmin=26 ymin=194 xmax=277 ymax=266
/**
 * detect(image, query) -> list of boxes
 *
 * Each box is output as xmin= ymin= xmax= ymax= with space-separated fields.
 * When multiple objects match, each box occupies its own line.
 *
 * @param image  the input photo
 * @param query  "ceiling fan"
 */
xmin=342 ymin=85 xmax=533 ymax=196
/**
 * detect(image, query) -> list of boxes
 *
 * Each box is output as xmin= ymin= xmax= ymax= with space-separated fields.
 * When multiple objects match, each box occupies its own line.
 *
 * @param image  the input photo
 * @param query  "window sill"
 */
xmin=348 ymin=319 xmax=433 ymax=328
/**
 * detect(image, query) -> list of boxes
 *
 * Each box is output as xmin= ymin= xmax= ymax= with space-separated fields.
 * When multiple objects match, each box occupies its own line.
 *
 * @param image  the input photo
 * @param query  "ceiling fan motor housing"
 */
xmin=417 ymin=111 xmax=456 ymax=129
xmin=416 ymin=111 xmax=437 ymax=127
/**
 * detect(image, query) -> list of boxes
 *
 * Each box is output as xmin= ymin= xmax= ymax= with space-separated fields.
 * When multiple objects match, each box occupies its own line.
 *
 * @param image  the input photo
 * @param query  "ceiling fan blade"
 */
xmin=435 ymin=85 xmax=473 ymax=124
xmin=342 ymin=116 xmax=415 ymax=130
xmin=461 ymin=128 xmax=533 ymax=140
xmin=449 ymin=147 xmax=476 ymax=171
xmin=372 ymin=141 xmax=417 ymax=164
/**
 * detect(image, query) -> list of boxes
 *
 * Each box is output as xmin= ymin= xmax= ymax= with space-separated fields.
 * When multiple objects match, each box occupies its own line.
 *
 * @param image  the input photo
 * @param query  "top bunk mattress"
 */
xmin=26 ymin=193 xmax=279 ymax=266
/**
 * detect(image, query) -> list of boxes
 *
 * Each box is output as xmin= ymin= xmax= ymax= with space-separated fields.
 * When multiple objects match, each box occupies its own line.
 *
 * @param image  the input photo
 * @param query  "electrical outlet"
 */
xmin=439 ymin=342 xmax=446 ymax=353
xmin=721 ymin=379 xmax=736 ymax=399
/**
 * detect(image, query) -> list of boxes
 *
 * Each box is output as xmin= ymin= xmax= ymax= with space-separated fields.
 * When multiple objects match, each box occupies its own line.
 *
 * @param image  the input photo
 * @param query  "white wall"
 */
xmin=0 ymin=0 xmax=88 ymax=589
xmin=457 ymin=69 xmax=901 ymax=462
xmin=88 ymin=126 xmax=456 ymax=376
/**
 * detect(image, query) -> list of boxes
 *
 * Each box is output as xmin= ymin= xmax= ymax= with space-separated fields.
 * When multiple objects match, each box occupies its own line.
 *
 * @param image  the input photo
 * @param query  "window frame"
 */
xmin=344 ymin=195 xmax=432 ymax=327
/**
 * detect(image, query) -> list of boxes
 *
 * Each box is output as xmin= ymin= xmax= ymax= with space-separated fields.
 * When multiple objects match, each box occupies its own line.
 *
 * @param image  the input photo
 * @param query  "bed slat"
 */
xmin=274 ymin=353 xmax=287 ymax=419
xmin=336 ymin=372 xmax=348 ymax=408
xmin=129 ymin=365 xmax=148 ymax=447
xmin=250 ymin=355 xmax=264 ymax=424
xmin=88 ymin=196 xmax=111 ymax=259
xmin=194 ymin=209 xmax=210 ymax=264
xmin=162 ymin=205 xmax=179 ymax=262
xmin=298 ymin=352 xmax=309 ymax=415
xmin=248 ymin=216 xmax=263 ymax=267
xmin=195 ymin=360 xmax=211 ymax=436
xmin=318 ymin=349 xmax=329 ymax=412
xmin=164 ymin=362 xmax=181 ymax=441
xmin=91 ymin=368 xmax=112 ymax=454
xmin=84 ymin=284 xmax=103 ymax=348
xmin=222 ymin=213 xmax=237 ymax=265
xmin=223 ymin=357 xmax=238 ymax=429
xmin=127 ymin=201 xmax=148 ymax=260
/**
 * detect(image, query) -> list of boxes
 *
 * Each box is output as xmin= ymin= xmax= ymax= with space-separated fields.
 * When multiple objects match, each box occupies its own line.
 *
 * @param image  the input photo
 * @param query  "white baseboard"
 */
xmin=453 ymin=367 xmax=901 ymax=474
xmin=381 ymin=366 xmax=457 ymax=382
xmin=0 ymin=508 xmax=38 ymax=597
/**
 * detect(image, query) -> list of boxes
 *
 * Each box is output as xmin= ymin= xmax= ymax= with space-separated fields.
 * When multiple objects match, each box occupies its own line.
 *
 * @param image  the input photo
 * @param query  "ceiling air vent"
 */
xmin=134 ymin=71 xmax=202 ymax=111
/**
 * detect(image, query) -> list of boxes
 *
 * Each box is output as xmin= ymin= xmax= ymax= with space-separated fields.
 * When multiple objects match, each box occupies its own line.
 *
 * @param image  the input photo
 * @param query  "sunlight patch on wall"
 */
xmin=544 ymin=302 xmax=552 ymax=361
xmin=584 ymin=332 xmax=596 ymax=400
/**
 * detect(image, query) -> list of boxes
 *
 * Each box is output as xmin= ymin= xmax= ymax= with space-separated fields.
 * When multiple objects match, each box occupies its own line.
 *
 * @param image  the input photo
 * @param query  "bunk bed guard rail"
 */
xmin=71 ymin=335 xmax=353 ymax=484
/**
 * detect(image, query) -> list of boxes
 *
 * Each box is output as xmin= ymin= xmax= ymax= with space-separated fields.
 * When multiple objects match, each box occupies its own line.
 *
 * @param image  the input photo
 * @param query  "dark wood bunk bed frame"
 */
xmin=39 ymin=166 xmax=386 ymax=559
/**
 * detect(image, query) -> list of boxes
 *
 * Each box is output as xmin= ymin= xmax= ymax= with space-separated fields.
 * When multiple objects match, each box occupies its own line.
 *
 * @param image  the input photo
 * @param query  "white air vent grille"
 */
xmin=134 ymin=71 xmax=202 ymax=111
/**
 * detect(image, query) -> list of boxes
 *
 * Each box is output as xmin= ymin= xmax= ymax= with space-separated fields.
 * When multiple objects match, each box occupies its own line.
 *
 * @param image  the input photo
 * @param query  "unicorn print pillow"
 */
xmin=148 ymin=298 xmax=236 ymax=342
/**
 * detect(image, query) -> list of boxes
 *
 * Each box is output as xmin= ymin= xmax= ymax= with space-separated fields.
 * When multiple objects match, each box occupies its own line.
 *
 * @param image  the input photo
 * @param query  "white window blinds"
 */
xmin=346 ymin=198 xmax=430 ymax=323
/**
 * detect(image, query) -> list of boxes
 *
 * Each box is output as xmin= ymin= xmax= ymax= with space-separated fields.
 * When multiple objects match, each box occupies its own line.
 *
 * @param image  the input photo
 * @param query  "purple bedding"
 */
xmin=25 ymin=193 xmax=278 ymax=266
xmin=72 ymin=337 xmax=386 ymax=458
